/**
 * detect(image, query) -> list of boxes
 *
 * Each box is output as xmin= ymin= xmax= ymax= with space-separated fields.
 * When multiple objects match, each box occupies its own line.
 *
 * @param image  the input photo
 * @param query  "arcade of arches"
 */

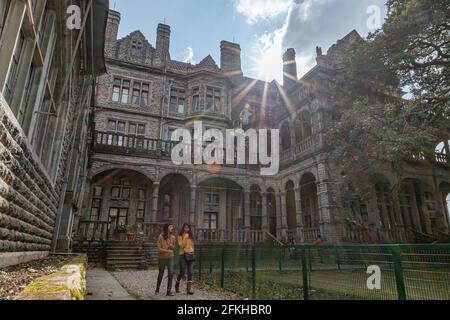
xmin=79 ymin=167 xmax=450 ymax=244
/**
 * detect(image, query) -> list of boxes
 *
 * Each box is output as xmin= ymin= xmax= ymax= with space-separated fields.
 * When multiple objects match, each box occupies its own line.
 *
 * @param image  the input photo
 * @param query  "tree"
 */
xmin=326 ymin=0 xmax=450 ymax=201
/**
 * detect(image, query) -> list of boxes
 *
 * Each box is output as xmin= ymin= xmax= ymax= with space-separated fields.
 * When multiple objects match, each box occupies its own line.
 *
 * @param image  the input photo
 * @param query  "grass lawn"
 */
xmin=198 ymin=268 xmax=450 ymax=300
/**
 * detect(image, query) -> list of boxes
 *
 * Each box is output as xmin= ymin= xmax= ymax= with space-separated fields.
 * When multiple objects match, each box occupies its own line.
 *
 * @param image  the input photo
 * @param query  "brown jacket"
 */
xmin=157 ymin=233 xmax=176 ymax=259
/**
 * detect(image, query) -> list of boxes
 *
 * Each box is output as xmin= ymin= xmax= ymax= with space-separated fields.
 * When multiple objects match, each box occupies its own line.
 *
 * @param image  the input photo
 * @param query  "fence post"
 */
xmin=335 ymin=246 xmax=341 ymax=271
xmin=301 ymin=248 xmax=309 ymax=300
xmin=220 ymin=246 xmax=225 ymax=289
xmin=252 ymin=246 xmax=257 ymax=299
xmin=246 ymin=246 xmax=249 ymax=272
xmin=279 ymin=247 xmax=283 ymax=272
xmin=391 ymin=245 xmax=407 ymax=300
xmin=198 ymin=246 xmax=202 ymax=280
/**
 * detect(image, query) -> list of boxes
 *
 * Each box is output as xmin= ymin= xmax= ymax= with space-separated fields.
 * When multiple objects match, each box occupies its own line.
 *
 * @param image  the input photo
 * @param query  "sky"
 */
xmin=112 ymin=0 xmax=388 ymax=83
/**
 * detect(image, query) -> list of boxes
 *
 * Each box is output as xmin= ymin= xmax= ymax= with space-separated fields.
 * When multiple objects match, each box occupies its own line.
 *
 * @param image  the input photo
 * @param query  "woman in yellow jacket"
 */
xmin=156 ymin=223 xmax=176 ymax=296
xmin=175 ymin=223 xmax=195 ymax=295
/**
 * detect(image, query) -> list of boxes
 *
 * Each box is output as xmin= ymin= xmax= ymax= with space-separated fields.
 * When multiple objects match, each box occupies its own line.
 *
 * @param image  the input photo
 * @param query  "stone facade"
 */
xmin=77 ymin=10 xmax=450 ymax=245
xmin=0 ymin=0 xmax=108 ymax=257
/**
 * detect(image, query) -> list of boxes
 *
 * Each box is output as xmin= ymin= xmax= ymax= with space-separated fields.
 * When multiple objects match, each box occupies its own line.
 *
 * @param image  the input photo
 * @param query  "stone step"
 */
xmin=107 ymin=257 xmax=143 ymax=262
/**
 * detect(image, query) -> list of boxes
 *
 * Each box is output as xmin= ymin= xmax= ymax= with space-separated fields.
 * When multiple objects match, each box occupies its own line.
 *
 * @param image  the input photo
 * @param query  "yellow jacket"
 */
xmin=178 ymin=233 xmax=195 ymax=255
xmin=157 ymin=233 xmax=176 ymax=259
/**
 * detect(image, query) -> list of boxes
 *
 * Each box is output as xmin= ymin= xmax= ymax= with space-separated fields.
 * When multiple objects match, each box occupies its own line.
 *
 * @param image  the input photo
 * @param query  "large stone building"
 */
xmin=72 ymin=9 xmax=450 ymax=254
xmin=0 ymin=0 xmax=108 ymax=267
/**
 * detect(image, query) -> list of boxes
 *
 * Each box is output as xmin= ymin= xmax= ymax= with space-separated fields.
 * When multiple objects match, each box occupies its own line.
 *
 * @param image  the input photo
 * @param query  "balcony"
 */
xmin=92 ymin=131 xmax=261 ymax=170
xmin=280 ymin=134 xmax=322 ymax=166
xmin=93 ymin=131 xmax=174 ymax=159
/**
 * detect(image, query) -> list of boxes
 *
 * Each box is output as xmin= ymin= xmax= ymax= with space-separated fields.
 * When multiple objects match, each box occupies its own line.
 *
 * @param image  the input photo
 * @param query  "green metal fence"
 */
xmin=193 ymin=244 xmax=450 ymax=300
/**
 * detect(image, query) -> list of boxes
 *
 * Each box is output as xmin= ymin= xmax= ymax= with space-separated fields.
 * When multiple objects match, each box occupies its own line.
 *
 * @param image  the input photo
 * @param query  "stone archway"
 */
xmin=300 ymin=172 xmax=319 ymax=229
xmin=285 ymin=180 xmax=296 ymax=231
xmin=158 ymin=173 xmax=191 ymax=228
xmin=197 ymin=177 xmax=245 ymax=242
xmin=81 ymin=168 xmax=154 ymax=240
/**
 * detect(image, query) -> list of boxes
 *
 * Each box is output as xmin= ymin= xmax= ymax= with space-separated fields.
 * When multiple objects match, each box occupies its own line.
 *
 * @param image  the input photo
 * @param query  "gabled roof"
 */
xmin=194 ymin=55 xmax=220 ymax=72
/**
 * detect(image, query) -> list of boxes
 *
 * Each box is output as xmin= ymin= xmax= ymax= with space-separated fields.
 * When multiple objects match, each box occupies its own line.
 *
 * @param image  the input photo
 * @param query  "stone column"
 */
xmin=274 ymin=192 xmax=282 ymax=238
xmin=280 ymin=191 xmax=288 ymax=242
xmin=294 ymin=187 xmax=303 ymax=242
xmin=151 ymin=183 xmax=160 ymax=222
xmin=261 ymin=193 xmax=268 ymax=239
xmin=189 ymin=185 xmax=197 ymax=227
xmin=244 ymin=190 xmax=251 ymax=241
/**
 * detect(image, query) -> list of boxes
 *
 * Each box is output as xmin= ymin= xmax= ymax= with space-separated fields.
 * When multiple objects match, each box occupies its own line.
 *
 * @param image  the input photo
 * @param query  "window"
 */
xmin=112 ymin=79 xmax=121 ymax=102
xmin=192 ymin=87 xmax=200 ymax=112
xmin=137 ymin=124 xmax=145 ymax=135
xmin=137 ymin=202 xmax=145 ymax=220
xmin=376 ymin=185 xmax=395 ymax=229
xmin=90 ymin=199 xmax=102 ymax=220
xmin=4 ymin=30 xmax=25 ymax=104
xmin=122 ymin=188 xmax=131 ymax=199
xmin=204 ymin=191 xmax=220 ymax=211
xmin=107 ymin=120 xmax=126 ymax=146
xmin=111 ymin=187 xmax=120 ymax=198
xmin=121 ymin=80 xmax=130 ymax=103
xmin=400 ymin=191 xmax=414 ymax=227
xmin=93 ymin=186 xmax=103 ymax=197
xmin=131 ymin=40 xmax=142 ymax=56
xmin=203 ymin=213 xmax=218 ymax=230
xmin=109 ymin=208 xmax=128 ymax=226
xmin=0 ymin=0 xmax=11 ymax=38
xmin=169 ymin=88 xmax=186 ymax=114
xmin=129 ymin=81 xmax=150 ymax=106
xmin=141 ymin=84 xmax=149 ymax=106
xmin=206 ymin=87 xmax=221 ymax=112
xmin=138 ymin=189 xmax=146 ymax=200
xmin=129 ymin=123 xmax=137 ymax=135
xmin=111 ymin=78 xmax=130 ymax=103
xmin=424 ymin=192 xmax=438 ymax=218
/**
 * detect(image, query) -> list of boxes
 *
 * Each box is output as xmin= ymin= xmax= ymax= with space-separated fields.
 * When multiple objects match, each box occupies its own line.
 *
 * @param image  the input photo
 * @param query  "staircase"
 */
xmin=106 ymin=241 xmax=147 ymax=270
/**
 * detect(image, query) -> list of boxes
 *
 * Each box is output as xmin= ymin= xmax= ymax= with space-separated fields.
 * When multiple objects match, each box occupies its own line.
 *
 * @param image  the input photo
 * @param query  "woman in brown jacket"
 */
xmin=155 ymin=223 xmax=176 ymax=296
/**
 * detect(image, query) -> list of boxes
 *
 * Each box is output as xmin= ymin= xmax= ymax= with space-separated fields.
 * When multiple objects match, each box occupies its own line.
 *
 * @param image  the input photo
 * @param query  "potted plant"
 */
xmin=127 ymin=224 xmax=137 ymax=242
xmin=115 ymin=223 xmax=127 ymax=241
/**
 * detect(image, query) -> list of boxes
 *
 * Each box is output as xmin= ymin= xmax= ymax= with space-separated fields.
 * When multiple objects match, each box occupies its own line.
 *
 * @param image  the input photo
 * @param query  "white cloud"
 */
xmin=182 ymin=46 xmax=195 ymax=64
xmin=234 ymin=0 xmax=293 ymax=24
xmin=246 ymin=0 xmax=387 ymax=82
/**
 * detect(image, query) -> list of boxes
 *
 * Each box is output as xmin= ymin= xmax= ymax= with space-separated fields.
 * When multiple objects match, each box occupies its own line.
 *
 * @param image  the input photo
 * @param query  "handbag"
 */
xmin=184 ymin=252 xmax=195 ymax=262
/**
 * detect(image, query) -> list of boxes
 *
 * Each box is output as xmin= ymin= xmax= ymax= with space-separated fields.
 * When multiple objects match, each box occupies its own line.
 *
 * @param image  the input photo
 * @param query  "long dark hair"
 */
xmin=162 ymin=223 xmax=172 ymax=240
xmin=179 ymin=223 xmax=193 ymax=239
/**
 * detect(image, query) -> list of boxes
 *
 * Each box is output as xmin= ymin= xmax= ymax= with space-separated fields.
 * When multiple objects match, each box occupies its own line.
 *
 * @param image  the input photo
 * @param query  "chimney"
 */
xmin=220 ymin=41 xmax=242 ymax=77
xmin=156 ymin=23 xmax=171 ymax=65
xmin=105 ymin=10 xmax=121 ymax=57
xmin=283 ymin=48 xmax=298 ymax=88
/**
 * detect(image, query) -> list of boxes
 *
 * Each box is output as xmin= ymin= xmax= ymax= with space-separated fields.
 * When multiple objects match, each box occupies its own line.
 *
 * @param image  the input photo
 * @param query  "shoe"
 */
xmin=167 ymin=291 xmax=175 ymax=296
xmin=175 ymin=281 xmax=181 ymax=294
xmin=155 ymin=288 xmax=160 ymax=295
xmin=187 ymin=281 xmax=194 ymax=295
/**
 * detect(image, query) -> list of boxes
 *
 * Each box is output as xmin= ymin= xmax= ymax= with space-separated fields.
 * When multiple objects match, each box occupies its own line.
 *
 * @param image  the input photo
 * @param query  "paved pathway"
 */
xmin=86 ymin=269 xmax=134 ymax=300
xmin=112 ymin=270 xmax=238 ymax=300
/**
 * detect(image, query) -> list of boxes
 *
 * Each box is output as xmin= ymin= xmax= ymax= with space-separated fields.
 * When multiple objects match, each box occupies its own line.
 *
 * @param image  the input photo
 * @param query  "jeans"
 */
xmin=177 ymin=255 xmax=194 ymax=282
xmin=157 ymin=257 xmax=174 ymax=291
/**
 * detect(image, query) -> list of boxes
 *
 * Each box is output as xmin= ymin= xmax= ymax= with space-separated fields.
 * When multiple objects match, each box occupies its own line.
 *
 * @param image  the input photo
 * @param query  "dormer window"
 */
xmin=131 ymin=40 xmax=142 ymax=56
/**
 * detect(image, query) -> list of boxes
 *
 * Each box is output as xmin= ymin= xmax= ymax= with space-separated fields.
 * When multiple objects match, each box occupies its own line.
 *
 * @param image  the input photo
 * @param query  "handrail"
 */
xmin=265 ymin=231 xmax=284 ymax=246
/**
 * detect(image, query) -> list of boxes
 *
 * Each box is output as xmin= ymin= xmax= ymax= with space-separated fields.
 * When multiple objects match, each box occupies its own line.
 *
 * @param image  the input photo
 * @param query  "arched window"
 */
xmin=280 ymin=123 xmax=291 ymax=151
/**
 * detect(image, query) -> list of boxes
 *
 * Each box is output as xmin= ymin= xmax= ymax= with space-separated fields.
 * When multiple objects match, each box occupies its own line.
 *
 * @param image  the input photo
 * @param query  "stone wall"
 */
xmin=0 ymin=95 xmax=58 ymax=252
